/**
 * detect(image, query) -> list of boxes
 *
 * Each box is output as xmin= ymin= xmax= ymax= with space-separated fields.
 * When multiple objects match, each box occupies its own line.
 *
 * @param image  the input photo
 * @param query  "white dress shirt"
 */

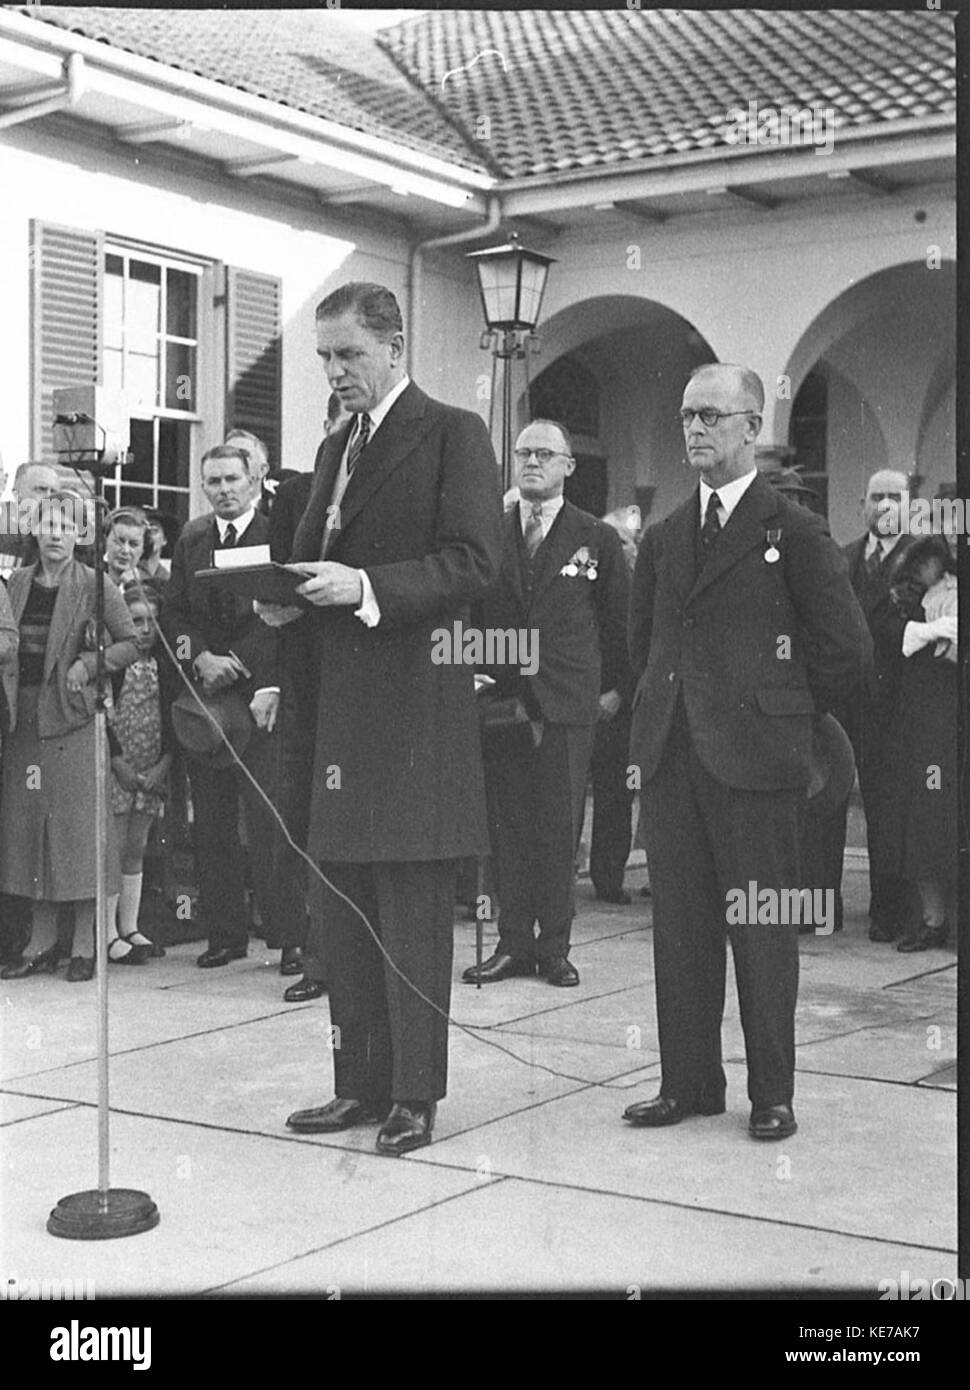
xmin=864 ymin=531 xmax=905 ymax=564
xmin=698 ymin=468 xmax=759 ymax=528
xmin=518 ymin=492 xmax=564 ymax=543
xmin=333 ymin=375 xmax=411 ymax=629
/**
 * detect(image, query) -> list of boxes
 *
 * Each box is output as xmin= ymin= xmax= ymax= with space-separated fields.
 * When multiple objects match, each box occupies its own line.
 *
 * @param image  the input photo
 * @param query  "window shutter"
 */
xmin=225 ymin=268 xmax=282 ymax=468
xmin=29 ymin=221 xmax=103 ymax=461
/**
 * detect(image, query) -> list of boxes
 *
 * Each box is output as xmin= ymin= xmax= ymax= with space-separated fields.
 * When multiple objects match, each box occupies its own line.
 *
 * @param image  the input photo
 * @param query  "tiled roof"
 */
xmin=379 ymin=8 xmax=956 ymax=179
xmin=15 ymin=6 xmax=488 ymax=173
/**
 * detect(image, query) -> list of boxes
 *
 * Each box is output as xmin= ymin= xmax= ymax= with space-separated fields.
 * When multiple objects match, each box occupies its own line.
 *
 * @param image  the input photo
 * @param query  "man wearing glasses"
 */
xmin=464 ymin=419 xmax=629 ymax=987
xmin=624 ymin=364 xmax=869 ymax=1141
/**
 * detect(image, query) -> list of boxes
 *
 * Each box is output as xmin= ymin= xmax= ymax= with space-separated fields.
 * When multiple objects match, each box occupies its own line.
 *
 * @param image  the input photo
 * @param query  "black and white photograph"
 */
xmin=0 ymin=0 xmax=961 ymax=1326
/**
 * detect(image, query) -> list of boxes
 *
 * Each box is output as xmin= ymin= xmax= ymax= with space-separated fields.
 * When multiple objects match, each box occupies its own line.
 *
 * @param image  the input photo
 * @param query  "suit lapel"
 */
xmin=663 ymin=494 xmax=702 ymax=604
xmin=329 ymin=384 xmax=432 ymax=547
xmin=291 ymin=426 xmax=350 ymax=561
xmin=530 ymin=501 xmax=585 ymax=604
xmin=686 ymin=475 xmax=781 ymax=606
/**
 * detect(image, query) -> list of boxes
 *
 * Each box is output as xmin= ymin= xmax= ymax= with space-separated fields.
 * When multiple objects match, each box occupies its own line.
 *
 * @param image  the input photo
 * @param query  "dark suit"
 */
xmin=837 ymin=534 xmax=916 ymax=929
xmin=161 ymin=511 xmax=303 ymax=953
xmin=290 ymin=381 xmax=502 ymax=1102
xmin=475 ymin=502 xmax=630 ymax=963
xmin=629 ymin=474 xmax=871 ymax=1109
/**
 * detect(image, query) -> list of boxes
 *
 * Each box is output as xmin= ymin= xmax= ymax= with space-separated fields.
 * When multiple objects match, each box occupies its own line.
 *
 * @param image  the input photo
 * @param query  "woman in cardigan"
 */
xmin=0 ymin=493 xmax=138 ymax=982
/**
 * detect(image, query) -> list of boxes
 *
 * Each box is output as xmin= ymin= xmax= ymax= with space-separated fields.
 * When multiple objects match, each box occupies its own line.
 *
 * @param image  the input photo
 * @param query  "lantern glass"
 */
xmin=469 ymin=240 xmax=555 ymax=332
xmin=477 ymin=258 xmax=522 ymax=329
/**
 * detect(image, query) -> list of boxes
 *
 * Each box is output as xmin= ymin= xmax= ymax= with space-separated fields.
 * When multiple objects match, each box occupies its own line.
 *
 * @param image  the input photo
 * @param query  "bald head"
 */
xmin=863 ymin=469 xmax=909 ymax=537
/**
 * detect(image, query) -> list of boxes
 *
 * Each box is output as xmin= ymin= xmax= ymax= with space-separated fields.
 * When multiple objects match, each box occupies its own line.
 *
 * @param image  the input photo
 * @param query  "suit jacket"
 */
xmin=474 ymin=501 xmax=631 ymax=725
xmin=161 ymin=510 xmax=280 ymax=698
xmin=840 ymin=533 xmax=914 ymax=730
xmin=0 ymin=579 xmax=18 ymax=745
xmin=3 ymin=560 xmax=138 ymax=737
xmin=268 ymin=472 xmax=313 ymax=564
xmin=629 ymin=473 xmax=872 ymax=791
xmin=290 ymin=381 xmax=503 ymax=862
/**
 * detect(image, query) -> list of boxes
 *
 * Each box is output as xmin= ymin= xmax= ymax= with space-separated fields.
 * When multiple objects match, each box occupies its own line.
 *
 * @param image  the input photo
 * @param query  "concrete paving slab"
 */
xmin=220 ymin=1175 xmax=958 ymax=1296
xmin=410 ymin=1063 xmax=956 ymax=1252
xmin=0 ymin=1092 xmax=78 ymax=1127
xmin=0 ymin=1106 xmax=488 ymax=1297
xmin=795 ymin=1016 xmax=956 ymax=1084
xmin=916 ymin=1063 xmax=957 ymax=1091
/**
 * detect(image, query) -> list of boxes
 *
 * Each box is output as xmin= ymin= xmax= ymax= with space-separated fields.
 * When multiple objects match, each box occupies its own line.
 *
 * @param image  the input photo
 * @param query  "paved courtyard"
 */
xmin=0 ymin=855 xmax=956 ymax=1297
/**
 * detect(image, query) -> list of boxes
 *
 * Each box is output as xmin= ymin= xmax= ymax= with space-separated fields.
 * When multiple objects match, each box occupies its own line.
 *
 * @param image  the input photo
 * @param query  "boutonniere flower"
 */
xmin=561 ymin=546 xmax=598 ymax=580
xmin=264 ymin=478 xmax=279 ymax=496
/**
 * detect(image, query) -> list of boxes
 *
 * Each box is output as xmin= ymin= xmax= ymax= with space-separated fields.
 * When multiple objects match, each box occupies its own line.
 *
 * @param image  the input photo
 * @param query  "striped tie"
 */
xmin=346 ymin=413 xmax=372 ymax=477
xmin=524 ymin=502 xmax=544 ymax=558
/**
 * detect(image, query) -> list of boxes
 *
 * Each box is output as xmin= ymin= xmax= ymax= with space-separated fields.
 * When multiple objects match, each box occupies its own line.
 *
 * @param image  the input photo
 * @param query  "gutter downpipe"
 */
xmin=407 ymin=194 xmax=502 ymax=379
xmin=0 ymin=52 xmax=84 ymax=129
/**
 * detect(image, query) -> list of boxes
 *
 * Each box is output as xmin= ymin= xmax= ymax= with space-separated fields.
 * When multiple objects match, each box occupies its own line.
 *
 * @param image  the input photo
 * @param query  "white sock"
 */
xmin=107 ymin=893 xmax=120 ymax=936
xmin=119 ymin=873 xmax=149 ymax=943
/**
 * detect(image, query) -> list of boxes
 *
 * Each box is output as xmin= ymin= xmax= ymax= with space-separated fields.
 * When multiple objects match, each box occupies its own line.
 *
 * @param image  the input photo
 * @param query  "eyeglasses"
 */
xmin=513 ymin=448 xmax=572 ymax=465
xmin=678 ymin=409 xmax=758 ymax=428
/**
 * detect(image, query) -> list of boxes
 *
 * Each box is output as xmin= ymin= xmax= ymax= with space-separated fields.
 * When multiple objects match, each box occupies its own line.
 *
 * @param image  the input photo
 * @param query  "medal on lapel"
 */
xmin=764 ymin=528 xmax=782 ymax=564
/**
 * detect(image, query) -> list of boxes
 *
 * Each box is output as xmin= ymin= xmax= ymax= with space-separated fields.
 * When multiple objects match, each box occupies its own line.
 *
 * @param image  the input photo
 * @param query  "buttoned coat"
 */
xmin=629 ymin=473 xmax=871 ymax=791
xmin=290 ymin=381 xmax=503 ymax=862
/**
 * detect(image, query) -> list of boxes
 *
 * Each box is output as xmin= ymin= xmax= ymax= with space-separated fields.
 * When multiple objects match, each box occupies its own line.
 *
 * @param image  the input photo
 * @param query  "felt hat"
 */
xmin=171 ymin=688 xmax=252 ymax=770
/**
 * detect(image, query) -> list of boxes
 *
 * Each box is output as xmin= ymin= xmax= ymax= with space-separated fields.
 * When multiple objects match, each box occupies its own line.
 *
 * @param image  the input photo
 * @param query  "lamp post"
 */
xmin=467 ymin=234 xmax=555 ymax=492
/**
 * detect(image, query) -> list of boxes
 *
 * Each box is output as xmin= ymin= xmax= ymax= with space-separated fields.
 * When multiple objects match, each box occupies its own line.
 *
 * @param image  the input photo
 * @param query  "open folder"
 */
xmin=194 ymin=544 xmax=315 ymax=608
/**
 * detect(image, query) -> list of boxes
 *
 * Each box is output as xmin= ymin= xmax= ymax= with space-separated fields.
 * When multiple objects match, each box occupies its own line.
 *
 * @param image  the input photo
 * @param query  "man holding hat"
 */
xmin=624 ymin=364 xmax=871 ymax=1142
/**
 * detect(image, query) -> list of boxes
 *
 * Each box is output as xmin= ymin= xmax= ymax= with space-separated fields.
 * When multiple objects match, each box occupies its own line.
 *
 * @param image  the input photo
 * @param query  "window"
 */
xmin=102 ymin=247 xmax=203 ymax=519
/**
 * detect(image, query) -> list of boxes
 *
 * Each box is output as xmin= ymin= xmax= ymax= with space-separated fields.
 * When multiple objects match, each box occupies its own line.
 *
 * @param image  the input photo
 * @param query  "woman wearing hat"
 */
xmin=882 ymin=535 xmax=958 ymax=952
xmin=0 ymin=494 xmax=138 ymax=981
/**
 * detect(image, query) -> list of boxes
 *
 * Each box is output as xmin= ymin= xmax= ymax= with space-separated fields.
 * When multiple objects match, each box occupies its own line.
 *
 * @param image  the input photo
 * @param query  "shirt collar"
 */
xmin=216 ymin=505 xmax=256 ymax=542
xmin=699 ymin=467 xmax=758 ymax=522
xmin=361 ymin=375 xmax=410 ymax=436
xmin=518 ymin=493 xmax=564 ymax=525
xmin=865 ymin=530 xmax=904 ymax=559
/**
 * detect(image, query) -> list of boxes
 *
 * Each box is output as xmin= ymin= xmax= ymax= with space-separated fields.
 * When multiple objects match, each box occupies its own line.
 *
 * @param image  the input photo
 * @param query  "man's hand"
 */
xmin=249 ymin=689 xmax=279 ymax=732
xmin=598 ymin=689 xmax=622 ymax=721
xmin=254 ymin=600 xmax=303 ymax=628
xmin=195 ymin=651 xmax=245 ymax=693
xmin=112 ymin=756 xmax=140 ymax=793
xmin=140 ymin=755 xmax=172 ymax=793
xmin=291 ymin=561 xmax=364 ymax=608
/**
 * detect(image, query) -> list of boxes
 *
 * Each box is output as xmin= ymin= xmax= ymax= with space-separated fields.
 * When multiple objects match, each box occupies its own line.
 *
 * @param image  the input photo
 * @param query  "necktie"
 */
xmin=524 ymin=502 xmax=544 ymax=558
xmin=346 ymin=413 xmax=372 ymax=478
xmin=221 ymin=522 xmax=238 ymax=548
xmin=700 ymin=491 xmax=722 ymax=552
xmin=866 ymin=543 xmax=882 ymax=576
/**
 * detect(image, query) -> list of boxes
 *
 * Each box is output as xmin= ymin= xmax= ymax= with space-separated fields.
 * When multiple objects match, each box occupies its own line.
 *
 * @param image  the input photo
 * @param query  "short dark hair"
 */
xmin=315 ymin=282 xmax=403 ymax=340
xmin=202 ymin=444 xmax=252 ymax=475
xmin=123 ymin=577 xmax=162 ymax=611
xmin=224 ymin=428 xmax=268 ymax=466
xmin=529 ymin=418 xmax=575 ymax=458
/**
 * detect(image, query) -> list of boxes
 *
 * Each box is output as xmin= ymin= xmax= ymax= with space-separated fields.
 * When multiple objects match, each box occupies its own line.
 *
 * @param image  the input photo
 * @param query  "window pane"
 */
xmin=165 ymin=342 xmax=195 ymax=410
xmin=127 ymin=352 xmax=159 ymax=409
xmin=104 ymin=260 xmax=124 ymax=350
xmin=103 ymin=347 xmax=123 ymax=395
xmin=126 ymin=260 xmax=161 ymax=353
xmin=166 ymin=268 xmax=197 ymax=340
xmin=127 ymin=418 xmax=155 ymax=487
xmin=158 ymin=418 xmax=191 ymax=491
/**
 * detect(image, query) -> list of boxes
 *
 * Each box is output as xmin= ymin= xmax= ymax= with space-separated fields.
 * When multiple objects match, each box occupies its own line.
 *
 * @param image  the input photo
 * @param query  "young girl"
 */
xmin=107 ymin=580 xmax=178 ymax=963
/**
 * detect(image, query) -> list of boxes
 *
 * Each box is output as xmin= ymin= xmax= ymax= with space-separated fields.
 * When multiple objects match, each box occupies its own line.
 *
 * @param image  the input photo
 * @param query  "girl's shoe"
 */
xmin=123 ymin=931 xmax=160 ymax=959
xmin=108 ymin=937 xmax=147 ymax=965
xmin=0 ymin=946 xmax=65 ymax=979
xmin=67 ymin=956 xmax=96 ymax=982
xmin=897 ymin=922 xmax=948 ymax=953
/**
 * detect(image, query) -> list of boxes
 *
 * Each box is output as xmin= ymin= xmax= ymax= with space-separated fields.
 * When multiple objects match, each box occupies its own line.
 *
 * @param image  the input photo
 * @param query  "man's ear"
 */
xmin=388 ymin=332 xmax=406 ymax=365
xmin=563 ymin=457 xmax=576 ymax=478
xmin=745 ymin=413 xmax=763 ymax=443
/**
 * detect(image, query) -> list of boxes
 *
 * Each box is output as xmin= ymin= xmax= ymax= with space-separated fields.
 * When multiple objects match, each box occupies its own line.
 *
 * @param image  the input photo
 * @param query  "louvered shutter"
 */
xmin=225 ymin=268 xmax=282 ymax=468
xmin=30 ymin=222 xmax=104 ymax=461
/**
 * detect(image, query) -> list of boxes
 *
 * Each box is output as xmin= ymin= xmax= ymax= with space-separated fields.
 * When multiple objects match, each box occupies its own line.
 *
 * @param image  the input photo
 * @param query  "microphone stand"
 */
xmin=48 ymin=462 xmax=159 ymax=1240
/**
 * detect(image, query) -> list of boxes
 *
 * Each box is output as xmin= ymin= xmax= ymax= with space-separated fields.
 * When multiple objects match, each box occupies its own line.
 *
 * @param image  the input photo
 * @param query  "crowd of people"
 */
xmin=0 ymin=281 xmax=959 ymax=1156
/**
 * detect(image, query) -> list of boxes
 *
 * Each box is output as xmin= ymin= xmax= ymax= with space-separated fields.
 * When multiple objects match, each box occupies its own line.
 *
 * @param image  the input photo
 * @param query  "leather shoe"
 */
xmin=868 ymin=920 xmax=900 ymax=943
xmin=540 ymin=956 xmax=579 ymax=987
xmin=623 ymin=1094 xmax=725 ymax=1126
xmin=197 ymin=944 xmax=247 ymax=969
xmin=897 ymin=923 xmax=948 ymax=953
xmin=462 ymin=952 xmax=535 ymax=984
xmin=1 ymin=946 xmax=65 ymax=979
xmin=749 ymin=1104 xmax=797 ymax=1141
xmin=286 ymin=1097 xmax=388 ymax=1133
xmin=283 ymin=975 xmax=326 ymax=1002
xmin=595 ymin=889 xmax=631 ymax=905
xmin=66 ymin=956 xmax=95 ymax=983
xmin=376 ymin=1101 xmax=436 ymax=1156
xmin=280 ymin=946 xmax=303 ymax=976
